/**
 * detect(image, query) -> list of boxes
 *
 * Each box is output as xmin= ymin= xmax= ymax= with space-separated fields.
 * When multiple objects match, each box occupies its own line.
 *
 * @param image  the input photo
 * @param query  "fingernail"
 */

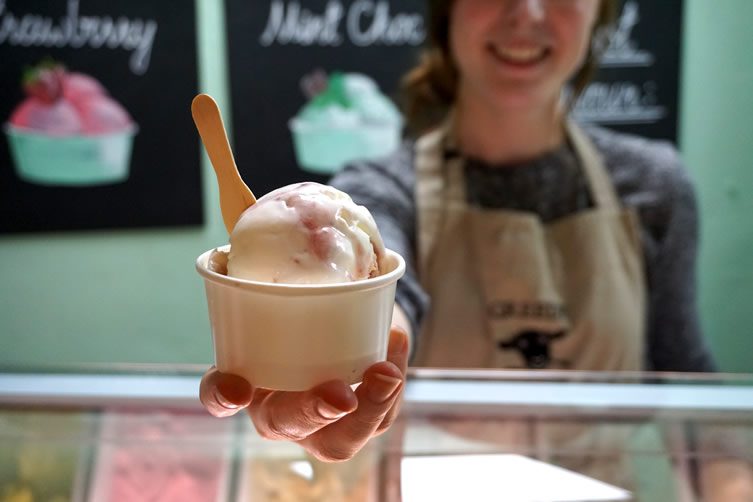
xmin=213 ymin=387 xmax=240 ymax=410
xmin=316 ymin=399 xmax=349 ymax=420
xmin=389 ymin=329 xmax=407 ymax=356
xmin=215 ymin=376 xmax=252 ymax=409
xmin=368 ymin=374 xmax=402 ymax=404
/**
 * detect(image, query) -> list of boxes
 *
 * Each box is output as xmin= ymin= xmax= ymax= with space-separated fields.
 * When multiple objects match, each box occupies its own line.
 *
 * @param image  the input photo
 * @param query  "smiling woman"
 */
xmin=401 ymin=0 xmax=617 ymax=134
xmin=324 ymin=0 xmax=753 ymax=492
xmin=331 ymin=0 xmax=717 ymax=397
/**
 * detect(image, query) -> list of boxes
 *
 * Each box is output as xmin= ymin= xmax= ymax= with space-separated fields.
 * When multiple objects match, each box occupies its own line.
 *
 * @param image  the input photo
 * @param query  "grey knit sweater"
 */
xmin=331 ymin=124 xmax=716 ymax=372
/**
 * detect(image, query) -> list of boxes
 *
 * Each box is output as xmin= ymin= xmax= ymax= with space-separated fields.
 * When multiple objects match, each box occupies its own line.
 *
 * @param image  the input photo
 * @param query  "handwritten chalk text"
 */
xmin=260 ymin=0 xmax=425 ymax=47
xmin=0 ymin=0 xmax=158 ymax=75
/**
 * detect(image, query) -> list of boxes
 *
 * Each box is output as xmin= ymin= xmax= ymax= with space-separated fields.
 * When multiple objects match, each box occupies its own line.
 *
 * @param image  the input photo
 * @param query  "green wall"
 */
xmin=0 ymin=0 xmax=230 ymax=367
xmin=1 ymin=0 xmax=751 ymax=372
xmin=679 ymin=0 xmax=753 ymax=373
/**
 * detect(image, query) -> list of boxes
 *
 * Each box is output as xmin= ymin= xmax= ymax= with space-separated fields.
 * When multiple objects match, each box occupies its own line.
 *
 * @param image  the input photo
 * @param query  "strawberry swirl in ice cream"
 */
xmin=225 ymin=182 xmax=386 ymax=284
xmin=5 ymin=61 xmax=137 ymax=185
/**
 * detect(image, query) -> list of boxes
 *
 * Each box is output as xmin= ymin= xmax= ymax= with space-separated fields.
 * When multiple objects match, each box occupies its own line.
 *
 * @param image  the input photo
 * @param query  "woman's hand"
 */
xmin=199 ymin=327 xmax=409 ymax=462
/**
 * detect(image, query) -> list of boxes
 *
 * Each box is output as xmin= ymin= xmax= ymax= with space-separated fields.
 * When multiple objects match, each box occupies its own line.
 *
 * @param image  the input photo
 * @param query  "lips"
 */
xmin=488 ymin=44 xmax=549 ymax=67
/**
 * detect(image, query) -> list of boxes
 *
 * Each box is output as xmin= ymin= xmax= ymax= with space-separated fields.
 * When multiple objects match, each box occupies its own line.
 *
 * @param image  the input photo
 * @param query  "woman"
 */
xmin=200 ymin=0 xmax=717 ymax=463
xmin=338 ymin=0 xmax=715 ymax=373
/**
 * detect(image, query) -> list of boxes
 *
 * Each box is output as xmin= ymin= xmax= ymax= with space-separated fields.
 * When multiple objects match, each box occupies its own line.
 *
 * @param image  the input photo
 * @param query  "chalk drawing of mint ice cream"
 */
xmin=289 ymin=71 xmax=403 ymax=175
xmin=5 ymin=61 xmax=137 ymax=186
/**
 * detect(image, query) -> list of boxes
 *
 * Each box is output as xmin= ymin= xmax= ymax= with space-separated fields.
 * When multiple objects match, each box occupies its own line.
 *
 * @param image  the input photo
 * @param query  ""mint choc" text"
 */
xmin=259 ymin=0 xmax=425 ymax=48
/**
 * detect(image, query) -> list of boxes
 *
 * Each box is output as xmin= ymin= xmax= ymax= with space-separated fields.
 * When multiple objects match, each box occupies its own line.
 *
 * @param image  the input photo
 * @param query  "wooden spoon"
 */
xmin=191 ymin=94 xmax=256 ymax=233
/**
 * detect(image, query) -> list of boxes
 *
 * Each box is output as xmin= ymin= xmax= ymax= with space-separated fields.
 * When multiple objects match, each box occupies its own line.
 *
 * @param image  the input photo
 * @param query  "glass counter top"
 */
xmin=1 ymin=367 xmax=752 ymax=501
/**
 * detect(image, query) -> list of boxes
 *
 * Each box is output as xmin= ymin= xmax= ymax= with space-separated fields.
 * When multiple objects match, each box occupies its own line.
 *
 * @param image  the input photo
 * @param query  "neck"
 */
xmin=454 ymin=88 xmax=566 ymax=165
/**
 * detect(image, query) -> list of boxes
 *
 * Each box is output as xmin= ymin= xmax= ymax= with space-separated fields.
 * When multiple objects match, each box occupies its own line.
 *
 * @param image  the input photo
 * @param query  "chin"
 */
xmin=485 ymin=89 xmax=549 ymax=112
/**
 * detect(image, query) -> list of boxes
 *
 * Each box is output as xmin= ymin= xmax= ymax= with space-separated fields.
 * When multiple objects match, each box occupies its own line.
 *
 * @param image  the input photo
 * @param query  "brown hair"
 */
xmin=400 ymin=0 xmax=618 ymax=135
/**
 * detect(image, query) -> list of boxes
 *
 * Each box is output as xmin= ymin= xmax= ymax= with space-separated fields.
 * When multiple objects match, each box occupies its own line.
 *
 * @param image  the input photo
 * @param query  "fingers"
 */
xmin=199 ymin=367 xmax=254 ymax=418
xmin=300 ymin=361 xmax=403 ymax=461
xmin=299 ymin=328 xmax=409 ymax=461
xmin=204 ymin=327 xmax=410 ymax=463
xmin=250 ymin=379 xmax=358 ymax=442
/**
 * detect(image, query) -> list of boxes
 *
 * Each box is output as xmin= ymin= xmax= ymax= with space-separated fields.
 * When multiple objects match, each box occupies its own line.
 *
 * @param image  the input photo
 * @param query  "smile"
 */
xmin=489 ymin=45 xmax=549 ymax=66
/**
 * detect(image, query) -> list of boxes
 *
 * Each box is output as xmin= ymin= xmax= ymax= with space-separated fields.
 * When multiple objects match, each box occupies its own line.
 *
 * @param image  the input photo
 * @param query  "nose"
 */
xmin=506 ymin=0 xmax=546 ymax=24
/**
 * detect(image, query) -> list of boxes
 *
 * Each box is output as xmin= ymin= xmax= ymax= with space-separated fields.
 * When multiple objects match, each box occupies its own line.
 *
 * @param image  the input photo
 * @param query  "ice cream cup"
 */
xmin=196 ymin=246 xmax=406 ymax=391
xmin=4 ymin=124 xmax=137 ymax=186
xmin=289 ymin=119 xmax=402 ymax=175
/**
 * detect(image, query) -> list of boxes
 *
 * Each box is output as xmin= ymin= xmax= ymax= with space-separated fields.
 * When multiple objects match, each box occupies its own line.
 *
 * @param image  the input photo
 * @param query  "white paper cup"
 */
xmin=196 ymin=246 xmax=406 ymax=391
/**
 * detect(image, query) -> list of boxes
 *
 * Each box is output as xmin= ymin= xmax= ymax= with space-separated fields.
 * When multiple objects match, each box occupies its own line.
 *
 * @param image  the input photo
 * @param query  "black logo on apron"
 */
xmin=499 ymin=331 xmax=568 ymax=369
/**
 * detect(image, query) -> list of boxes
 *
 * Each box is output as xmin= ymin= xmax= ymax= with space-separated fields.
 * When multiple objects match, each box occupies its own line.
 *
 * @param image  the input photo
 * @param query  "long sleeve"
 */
xmin=329 ymin=143 xmax=430 ymax=341
xmin=586 ymin=125 xmax=718 ymax=373
xmin=640 ymin=151 xmax=717 ymax=372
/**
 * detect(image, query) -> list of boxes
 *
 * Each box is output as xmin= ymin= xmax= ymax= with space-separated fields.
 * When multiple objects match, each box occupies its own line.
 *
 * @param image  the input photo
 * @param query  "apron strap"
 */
xmin=565 ymin=120 xmax=621 ymax=211
xmin=415 ymin=127 xmax=448 ymax=284
xmin=415 ymin=118 xmax=621 ymax=283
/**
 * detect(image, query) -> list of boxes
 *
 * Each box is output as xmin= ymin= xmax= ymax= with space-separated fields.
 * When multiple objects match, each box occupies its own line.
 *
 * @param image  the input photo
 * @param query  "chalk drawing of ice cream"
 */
xmin=289 ymin=70 xmax=403 ymax=175
xmin=5 ymin=61 xmax=137 ymax=186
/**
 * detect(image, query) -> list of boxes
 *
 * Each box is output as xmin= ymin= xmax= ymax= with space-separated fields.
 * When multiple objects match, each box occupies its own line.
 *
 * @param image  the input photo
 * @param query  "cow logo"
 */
xmin=498 ymin=331 xmax=569 ymax=369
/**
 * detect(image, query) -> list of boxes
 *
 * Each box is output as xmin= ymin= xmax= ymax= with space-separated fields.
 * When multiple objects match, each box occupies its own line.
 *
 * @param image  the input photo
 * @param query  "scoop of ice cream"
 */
xmin=74 ymin=95 xmax=132 ymax=134
xmin=296 ymin=72 xmax=402 ymax=128
xmin=7 ymin=61 xmax=132 ymax=135
xmin=299 ymin=104 xmax=360 ymax=129
xmin=227 ymin=182 xmax=385 ymax=284
xmin=62 ymin=72 xmax=106 ymax=102
xmin=342 ymin=73 xmax=402 ymax=124
xmin=9 ymin=64 xmax=82 ymax=134
xmin=9 ymin=98 xmax=82 ymax=135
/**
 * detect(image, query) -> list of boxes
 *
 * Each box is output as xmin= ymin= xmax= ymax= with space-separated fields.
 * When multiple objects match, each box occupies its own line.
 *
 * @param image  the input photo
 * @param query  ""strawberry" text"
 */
xmin=0 ymin=0 xmax=158 ymax=76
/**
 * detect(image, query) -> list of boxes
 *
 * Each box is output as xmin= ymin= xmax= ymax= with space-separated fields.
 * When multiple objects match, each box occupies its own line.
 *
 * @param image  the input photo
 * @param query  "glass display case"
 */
xmin=1 ymin=367 xmax=752 ymax=501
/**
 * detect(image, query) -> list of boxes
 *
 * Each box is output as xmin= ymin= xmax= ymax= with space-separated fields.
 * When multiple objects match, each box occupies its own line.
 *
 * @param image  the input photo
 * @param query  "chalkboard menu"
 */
xmin=226 ymin=0 xmax=426 ymax=195
xmin=573 ymin=0 xmax=683 ymax=141
xmin=0 ymin=0 xmax=201 ymax=233
xmin=226 ymin=0 xmax=682 ymax=194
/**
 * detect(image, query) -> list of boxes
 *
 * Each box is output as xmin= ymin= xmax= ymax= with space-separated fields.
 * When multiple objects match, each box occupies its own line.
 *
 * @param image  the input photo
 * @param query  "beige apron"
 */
xmin=411 ymin=118 xmax=650 ymax=492
xmin=413 ymin=118 xmax=646 ymax=371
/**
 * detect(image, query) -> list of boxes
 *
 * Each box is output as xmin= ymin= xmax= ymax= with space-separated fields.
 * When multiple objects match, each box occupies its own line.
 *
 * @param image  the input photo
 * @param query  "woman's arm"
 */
xmin=646 ymin=152 xmax=753 ymax=500
xmin=644 ymin=153 xmax=716 ymax=372
xmin=330 ymin=143 xmax=429 ymax=358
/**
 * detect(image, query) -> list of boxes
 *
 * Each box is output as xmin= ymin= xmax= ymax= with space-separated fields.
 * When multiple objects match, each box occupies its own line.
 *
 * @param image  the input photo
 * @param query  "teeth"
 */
xmin=496 ymin=47 xmax=544 ymax=63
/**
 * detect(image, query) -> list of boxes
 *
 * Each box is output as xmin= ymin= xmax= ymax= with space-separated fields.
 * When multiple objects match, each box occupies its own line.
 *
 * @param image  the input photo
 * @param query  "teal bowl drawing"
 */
xmin=289 ymin=119 xmax=402 ymax=175
xmin=4 ymin=124 xmax=138 ymax=186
